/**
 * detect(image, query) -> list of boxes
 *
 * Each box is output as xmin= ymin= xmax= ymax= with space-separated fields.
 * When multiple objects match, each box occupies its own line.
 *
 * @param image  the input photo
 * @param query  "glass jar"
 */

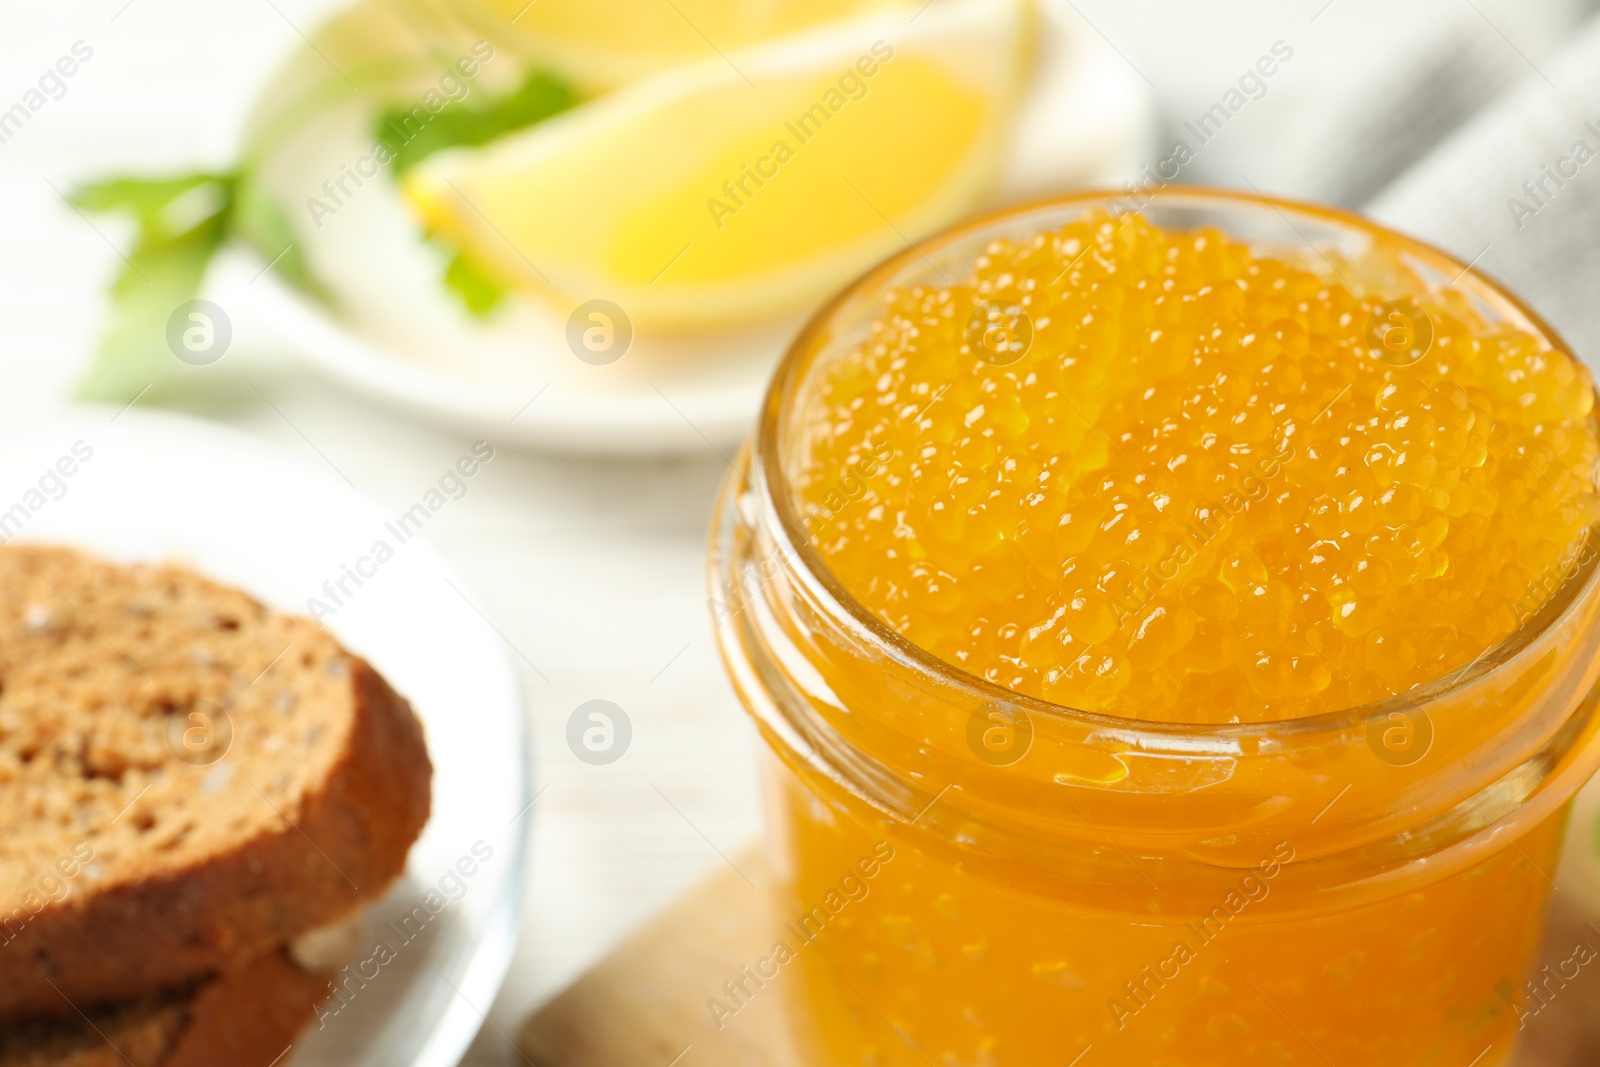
xmin=709 ymin=189 xmax=1600 ymax=1067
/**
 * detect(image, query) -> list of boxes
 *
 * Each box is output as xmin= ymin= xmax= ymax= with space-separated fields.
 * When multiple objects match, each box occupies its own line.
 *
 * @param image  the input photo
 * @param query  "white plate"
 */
xmin=0 ymin=406 xmax=528 ymax=1067
xmin=230 ymin=0 xmax=1152 ymax=456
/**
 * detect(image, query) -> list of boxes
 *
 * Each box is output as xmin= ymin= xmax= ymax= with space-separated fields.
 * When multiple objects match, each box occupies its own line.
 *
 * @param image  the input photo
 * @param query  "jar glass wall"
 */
xmin=709 ymin=190 xmax=1600 ymax=1067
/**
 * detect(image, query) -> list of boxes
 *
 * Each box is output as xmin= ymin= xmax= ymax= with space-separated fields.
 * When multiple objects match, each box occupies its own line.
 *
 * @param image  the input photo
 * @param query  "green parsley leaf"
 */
xmin=70 ymin=171 xmax=316 ymax=403
xmin=442 ymin=249 xmax=508 ymax=317
xmin=378 ymin=67 xmax=577 ymax=317
xmin=377 ymin=69 xmax=578 ymax=175
xmin=232 ymin=179 xmax=325 ymax=298
xmin=70 ymin=175 xmax=235 ymax=402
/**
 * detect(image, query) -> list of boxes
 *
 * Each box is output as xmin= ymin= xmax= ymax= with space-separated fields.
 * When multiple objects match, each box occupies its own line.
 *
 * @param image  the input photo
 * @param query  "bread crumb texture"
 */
xmin=0 ymin=545 xmax=355 ymax=905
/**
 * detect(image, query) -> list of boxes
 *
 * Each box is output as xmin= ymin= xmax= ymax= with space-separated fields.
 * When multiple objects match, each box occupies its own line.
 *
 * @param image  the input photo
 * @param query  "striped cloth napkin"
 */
xmin=1128 ymin=0 xmax=1600 ymax=361
xmin=1369 ymin=13 xmax=1600 ymax=364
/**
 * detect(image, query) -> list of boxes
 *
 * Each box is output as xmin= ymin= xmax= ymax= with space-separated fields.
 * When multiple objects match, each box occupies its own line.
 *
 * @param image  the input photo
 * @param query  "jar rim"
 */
xmin=753 ymin=184 xmax=1600 ymax=741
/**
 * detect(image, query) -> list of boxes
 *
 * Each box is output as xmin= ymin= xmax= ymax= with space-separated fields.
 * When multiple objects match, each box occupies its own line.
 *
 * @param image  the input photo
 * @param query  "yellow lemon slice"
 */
xmin=402 ymin=0 xmax=1033 ymax=328
xmin=437 ymin=0 xmax=907 ymax=92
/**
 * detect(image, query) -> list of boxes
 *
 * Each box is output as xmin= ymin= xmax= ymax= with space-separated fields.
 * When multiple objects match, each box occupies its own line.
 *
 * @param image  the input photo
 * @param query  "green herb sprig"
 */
xmin=69 ymin=172 xmax=316 ymax=402
xmin=73 ymin=67 xmax=577 ymax=403
xmin=375 ymin=69 xmax=577 ymax=316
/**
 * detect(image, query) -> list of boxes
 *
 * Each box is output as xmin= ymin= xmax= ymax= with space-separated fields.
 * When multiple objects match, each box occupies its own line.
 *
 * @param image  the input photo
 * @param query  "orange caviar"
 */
xmin=791 ymin=210 xmax=1600 ymax=722
xmin=715 ymin=194 xmax=1600 ymax=1067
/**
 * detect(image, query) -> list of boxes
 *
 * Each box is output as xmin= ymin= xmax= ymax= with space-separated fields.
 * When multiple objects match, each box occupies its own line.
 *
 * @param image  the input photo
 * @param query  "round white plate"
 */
xmin=0 ymin=406 xmax=527 ymax=1067
xmin=230 ymin=0 xmax=1152 ymax=456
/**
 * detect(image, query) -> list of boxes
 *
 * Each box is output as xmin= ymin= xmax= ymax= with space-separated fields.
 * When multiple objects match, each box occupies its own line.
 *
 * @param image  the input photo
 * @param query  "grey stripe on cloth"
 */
xmin=1290 ymin=0 xmax=1600 ymax=205
xmin=1152 ymin=0 xmax=1600 ymax=206
xmin=1369 ymin=12 xmax=1600 ymax=365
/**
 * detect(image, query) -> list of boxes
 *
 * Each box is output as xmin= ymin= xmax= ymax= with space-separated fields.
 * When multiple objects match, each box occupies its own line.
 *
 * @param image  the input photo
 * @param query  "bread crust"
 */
xmin=0 ymin=948 xmax=326 ymax=1067
xmin=0 ymin=660 xmax=431 ymax=1024
xmin=162 ymin=950 xmax=327 ymax=1067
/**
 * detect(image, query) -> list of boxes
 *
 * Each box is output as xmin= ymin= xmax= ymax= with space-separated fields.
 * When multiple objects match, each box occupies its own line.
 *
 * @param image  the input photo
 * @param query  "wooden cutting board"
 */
xmin=520 ymin=849 xmax=1600 ymax=1067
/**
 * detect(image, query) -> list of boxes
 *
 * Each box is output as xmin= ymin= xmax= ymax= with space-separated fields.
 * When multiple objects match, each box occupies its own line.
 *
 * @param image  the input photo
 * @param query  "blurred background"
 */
xmin=5 ymin=0 xmax=1600 ymax=1061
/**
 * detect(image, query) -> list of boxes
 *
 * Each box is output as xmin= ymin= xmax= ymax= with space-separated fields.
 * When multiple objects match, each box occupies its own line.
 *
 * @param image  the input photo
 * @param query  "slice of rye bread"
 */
xmin=0 ymin=949 xmax=328 ymax=1067
xmin=0 ymin=544 xmax=432 ymax=1023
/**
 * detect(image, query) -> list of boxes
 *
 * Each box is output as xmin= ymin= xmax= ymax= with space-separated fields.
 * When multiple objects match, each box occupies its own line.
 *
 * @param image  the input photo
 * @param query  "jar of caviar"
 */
xmin=710 ymin=190 xmax=1600 ymax=1066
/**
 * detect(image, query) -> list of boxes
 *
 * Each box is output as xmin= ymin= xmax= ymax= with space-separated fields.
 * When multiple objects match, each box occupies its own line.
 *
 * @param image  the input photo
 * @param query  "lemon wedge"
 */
xmin=402 ymin=0 xmax=1032 ymax=328
xmin=440 ymin=0 xmax=907 ymax=92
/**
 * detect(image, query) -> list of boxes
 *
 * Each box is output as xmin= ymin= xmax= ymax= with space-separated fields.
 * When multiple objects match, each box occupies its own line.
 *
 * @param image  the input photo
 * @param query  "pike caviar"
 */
xmin=792 ymin=210 xmax=1600 ymax=721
